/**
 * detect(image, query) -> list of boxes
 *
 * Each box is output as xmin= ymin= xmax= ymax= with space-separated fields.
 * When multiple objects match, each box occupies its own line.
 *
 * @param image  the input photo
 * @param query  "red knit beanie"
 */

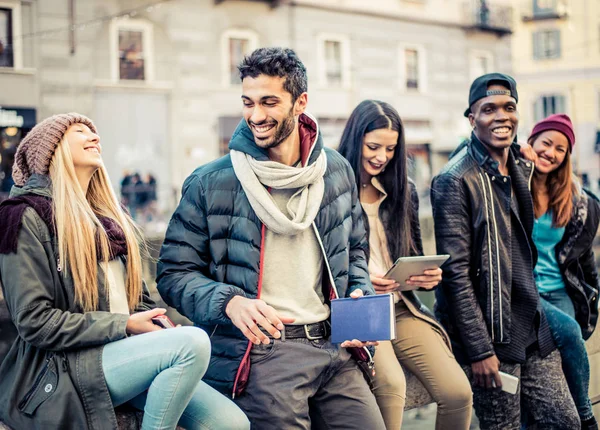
xmin=12 ymin=113 xmax=97 ymax=186
xmin=529 ymin=114 xmax=575 ymax=151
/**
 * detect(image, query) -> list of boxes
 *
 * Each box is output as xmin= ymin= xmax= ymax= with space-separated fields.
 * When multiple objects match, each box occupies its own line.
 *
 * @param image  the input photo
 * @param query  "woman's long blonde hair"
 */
xmin=49 ymin=135 xmax=145 ymax=312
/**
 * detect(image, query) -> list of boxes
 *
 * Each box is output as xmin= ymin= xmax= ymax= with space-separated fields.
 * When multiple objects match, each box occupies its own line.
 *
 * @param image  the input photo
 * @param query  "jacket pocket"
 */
xmin=18 ymin=356 xmax=58 ymax=416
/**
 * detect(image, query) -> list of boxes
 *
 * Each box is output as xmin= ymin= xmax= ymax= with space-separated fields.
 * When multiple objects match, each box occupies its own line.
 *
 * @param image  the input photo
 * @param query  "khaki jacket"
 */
xmin=0 ymin=175 xmax=154 ymax=429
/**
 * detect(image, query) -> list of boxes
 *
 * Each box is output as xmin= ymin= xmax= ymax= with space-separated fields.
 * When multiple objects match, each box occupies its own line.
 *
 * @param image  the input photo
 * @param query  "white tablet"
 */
xmin=383 ymin=255 xmax=450 ymax=291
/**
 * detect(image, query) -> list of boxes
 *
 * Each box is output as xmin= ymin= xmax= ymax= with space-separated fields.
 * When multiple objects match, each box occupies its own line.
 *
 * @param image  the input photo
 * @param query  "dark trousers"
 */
xmin=462 ymin=349 xmax=580 ymax=430
xmin=233 ymin=337 xmax=385 ymax=430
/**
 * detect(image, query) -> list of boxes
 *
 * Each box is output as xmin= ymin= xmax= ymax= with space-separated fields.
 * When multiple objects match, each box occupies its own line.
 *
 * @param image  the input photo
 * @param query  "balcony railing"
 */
xmin=522 ymin=1 xmax=569 ymax=22
xmin=462 ymin=1 xmax=513 ymax=36
xmin=214 ymin=0 xmax=281 ymax=7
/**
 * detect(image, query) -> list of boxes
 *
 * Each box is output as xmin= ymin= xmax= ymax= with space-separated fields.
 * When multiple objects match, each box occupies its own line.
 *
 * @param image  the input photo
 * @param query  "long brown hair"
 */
xmin=49 ymin=135 xmax=145 ymax=312
xmin=528 ymin=133 xmax=578 ymax=227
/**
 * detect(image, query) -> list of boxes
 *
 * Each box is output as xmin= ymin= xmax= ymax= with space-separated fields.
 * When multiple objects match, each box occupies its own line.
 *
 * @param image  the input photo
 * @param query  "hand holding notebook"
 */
xmin=331 ymin=293 xmax=396 ymax=344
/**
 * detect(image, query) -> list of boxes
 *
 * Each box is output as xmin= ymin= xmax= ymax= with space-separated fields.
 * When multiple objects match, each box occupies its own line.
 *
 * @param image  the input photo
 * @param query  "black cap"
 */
xmin=464 ymin=73 xmax=518 ymax=117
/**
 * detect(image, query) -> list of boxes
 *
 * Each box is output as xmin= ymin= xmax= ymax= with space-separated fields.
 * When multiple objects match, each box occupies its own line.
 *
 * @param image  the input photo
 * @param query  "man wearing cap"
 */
xmin=431 ymin=73 xmax=580 ymax=429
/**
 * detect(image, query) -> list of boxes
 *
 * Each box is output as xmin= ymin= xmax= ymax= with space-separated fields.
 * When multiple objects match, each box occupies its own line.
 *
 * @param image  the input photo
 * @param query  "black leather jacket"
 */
xmin=431 ymin=135 xmax=538 ymax=363
xmin=556 ymin=188 xmax=600 ymax=340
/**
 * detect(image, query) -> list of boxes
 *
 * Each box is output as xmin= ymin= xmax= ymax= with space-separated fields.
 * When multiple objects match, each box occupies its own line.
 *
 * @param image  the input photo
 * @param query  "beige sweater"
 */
xmin=361 ymin=178 xmax=401 ymax=303
xmin=105 ymin=259 xmax=129 ymax=315
xmin=260 ymin=187 xmax=330 ymax=325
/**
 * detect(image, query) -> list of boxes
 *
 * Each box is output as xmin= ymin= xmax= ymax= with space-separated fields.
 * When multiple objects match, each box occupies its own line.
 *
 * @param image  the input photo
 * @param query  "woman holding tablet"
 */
xmin=338 ymin=101 xmax=472 ymax=430
xmin=522 ymin=114 xmax=599 ymax=430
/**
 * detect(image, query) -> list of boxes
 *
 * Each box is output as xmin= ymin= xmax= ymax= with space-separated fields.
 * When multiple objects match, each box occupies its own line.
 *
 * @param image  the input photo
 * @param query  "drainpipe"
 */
xmin=287 ymin=0 xmax=296 ymax=50
xmin=69 ymin=0 xmax=75 ymax=55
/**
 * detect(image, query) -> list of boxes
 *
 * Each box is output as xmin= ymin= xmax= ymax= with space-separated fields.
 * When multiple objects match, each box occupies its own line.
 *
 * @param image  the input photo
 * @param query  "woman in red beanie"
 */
xmin=0 ymin=113 xmax=249 ymax=430
xmin=524 ymin=113 xmax=599 ymax=430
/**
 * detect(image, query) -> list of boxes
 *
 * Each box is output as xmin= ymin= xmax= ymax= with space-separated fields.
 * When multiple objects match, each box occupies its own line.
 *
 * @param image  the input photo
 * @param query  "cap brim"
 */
xmin=464 ymin=107 xmax=471 ymax=117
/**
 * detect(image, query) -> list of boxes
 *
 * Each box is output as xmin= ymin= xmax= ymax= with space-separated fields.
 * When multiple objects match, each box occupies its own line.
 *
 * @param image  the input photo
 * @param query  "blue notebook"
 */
xmin=330 ymin=293 xmax=396 ymax=343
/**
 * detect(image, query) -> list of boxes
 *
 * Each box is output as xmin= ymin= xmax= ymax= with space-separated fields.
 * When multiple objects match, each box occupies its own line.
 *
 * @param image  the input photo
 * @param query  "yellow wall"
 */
xmin=512 ymin=0 xmax=600 ymax=75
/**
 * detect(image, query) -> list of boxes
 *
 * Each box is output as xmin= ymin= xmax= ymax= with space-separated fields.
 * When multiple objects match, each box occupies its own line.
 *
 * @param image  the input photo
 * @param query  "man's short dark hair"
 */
xmin=238 ymin=47 xmax=308 ymax=102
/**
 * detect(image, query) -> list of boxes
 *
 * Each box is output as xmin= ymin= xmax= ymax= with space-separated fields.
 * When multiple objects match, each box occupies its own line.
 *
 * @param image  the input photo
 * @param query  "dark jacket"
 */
xmin=157 ymin=114 xmax=374 ymax=397
xmin=431 ymin=135 xmax=554 ymax=364
xmin=556 ymin=187 xmax=600 ymax=339
xmin=0 ymin=175 xmax=155 ymax=430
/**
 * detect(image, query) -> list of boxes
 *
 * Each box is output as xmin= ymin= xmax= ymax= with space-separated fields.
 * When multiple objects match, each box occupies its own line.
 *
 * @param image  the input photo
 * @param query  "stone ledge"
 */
xmin=1 ymin=408 xmax=185 ymax=430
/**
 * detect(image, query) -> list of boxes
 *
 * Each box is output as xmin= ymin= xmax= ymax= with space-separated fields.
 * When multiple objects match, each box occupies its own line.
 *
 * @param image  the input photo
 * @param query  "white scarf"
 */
xmin=230 ymin=148 xmax=327 ymax=236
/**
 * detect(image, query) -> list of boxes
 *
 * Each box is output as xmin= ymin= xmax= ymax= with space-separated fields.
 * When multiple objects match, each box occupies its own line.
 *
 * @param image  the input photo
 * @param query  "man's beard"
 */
xmin=250 ymin=108 xmax=296 ymax=150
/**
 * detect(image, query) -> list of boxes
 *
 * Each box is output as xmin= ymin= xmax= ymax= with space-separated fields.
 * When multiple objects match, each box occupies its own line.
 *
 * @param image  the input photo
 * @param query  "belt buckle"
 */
xmin=304 ymin=324 xmax=322 ymax=340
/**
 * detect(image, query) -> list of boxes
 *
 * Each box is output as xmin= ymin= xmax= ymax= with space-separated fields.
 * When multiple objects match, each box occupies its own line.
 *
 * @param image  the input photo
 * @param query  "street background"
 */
xmin=1 ymin=0 xmax=599 ymax=427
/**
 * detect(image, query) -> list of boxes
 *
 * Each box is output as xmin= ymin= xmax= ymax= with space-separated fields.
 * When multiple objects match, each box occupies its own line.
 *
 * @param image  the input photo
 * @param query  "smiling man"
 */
xmin=157 ymin=47 xmax=385 ymax=429
xmin=430 ymin=73 xmax=580 ymax=429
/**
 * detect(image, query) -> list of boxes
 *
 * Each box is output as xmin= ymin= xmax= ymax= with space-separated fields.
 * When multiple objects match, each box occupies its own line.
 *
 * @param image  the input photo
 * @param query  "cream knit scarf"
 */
xmin=230 ymin=147 xmax=327 ymax=236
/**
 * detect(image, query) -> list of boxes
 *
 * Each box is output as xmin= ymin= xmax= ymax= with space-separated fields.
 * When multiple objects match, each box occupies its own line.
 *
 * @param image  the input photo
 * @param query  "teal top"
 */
xmin=532 ymin=211 xmax=566 ymax=293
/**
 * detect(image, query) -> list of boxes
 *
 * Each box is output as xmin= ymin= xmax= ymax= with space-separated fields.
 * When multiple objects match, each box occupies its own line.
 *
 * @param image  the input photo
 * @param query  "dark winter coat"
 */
xmin=556 ymin=187 xmax=600 ymax=339
xmin=431 ymin=135 xmax=555 ymax=364
xmin=0 ymin=175 xmax=155 ymax=429
xmin=157 ymin=115 xmax=374 ymax=397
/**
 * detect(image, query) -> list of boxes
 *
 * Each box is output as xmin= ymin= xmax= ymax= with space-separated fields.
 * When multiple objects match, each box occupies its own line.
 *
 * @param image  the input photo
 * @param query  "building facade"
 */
xmin=0 ymin=0 xmax=513 ymax=213
xmin=512 ymin=0 xmax=600 ymax=195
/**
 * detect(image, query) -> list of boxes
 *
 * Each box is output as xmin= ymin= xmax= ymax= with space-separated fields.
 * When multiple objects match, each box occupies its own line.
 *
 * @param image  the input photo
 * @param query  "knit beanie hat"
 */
xmin=529 ymin=113 xmax=575 ymax=151
xmin=12 ymin=112 xmax=97 ymax=186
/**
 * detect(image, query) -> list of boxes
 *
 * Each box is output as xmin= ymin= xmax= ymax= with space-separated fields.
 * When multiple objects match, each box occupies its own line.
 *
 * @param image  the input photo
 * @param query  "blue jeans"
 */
xmin=541 ymin=289 xmax=593 ymax=421
xmin=102 ymin=326 xmax=250 ymax=430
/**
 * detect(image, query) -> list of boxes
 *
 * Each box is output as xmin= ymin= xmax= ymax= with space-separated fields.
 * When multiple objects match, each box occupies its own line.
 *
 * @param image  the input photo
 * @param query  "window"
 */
xmin=110 ymin=19 xmax=154 ymax=82
xmin=324 ymin=41 xmax=343 ymax=86
xmin=399 ymin=44 xmax=427 ymax=93
xmin=533 ymin=29 xmax=561 ymax=60
xmin=534 ymin=94 xmax=566 ymax=122
xmin=317 ymin=34 xmax=351 ymax=88
xmin=119 ymin=30 xmax=145 ymax=80
xmin=469 ymin=51 xmax=494 ymax=81
xmin=0 ymin=8 xmax=12 ymax=67
xmin=221 ymin=29 xmax=258 ymax=87
xmin=0 ymin=1 xmax=21 ymax=69
xmin=533 ymin=0 xmax=558 ymax=15
xmin=405 ymin=49 xmax=419 ymax=89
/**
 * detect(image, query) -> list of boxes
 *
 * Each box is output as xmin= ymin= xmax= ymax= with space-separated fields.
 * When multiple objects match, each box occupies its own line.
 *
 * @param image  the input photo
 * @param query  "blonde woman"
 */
xmin=0 ymin=113 xmax=249 ymax=430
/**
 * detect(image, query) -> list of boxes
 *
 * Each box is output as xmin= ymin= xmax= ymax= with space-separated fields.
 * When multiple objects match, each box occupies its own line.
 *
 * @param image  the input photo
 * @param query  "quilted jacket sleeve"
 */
xmin=156 ymin=174 xmax=247 ymax=326
xmin=347 ymin=165 xmax=375 ymax=297
xmin=431 ymin=173 xmax=495 ymax=363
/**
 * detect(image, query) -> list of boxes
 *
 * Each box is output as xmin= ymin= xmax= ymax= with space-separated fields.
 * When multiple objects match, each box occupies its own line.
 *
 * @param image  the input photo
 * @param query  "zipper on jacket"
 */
xmin=56 ymin=257 xmax=62 ymax=272
xmin=232 ymin=223 xmax=267 ymax=399
xmin=484 ymin=173 xmax=503 ymax=341
xmin=478 ymin=172 xmax=496 ymax=342
xmin=18 ymin=355 xmax=52 ymax=410
xmin=527 ymin=161 xmax=535 ymax=190
xmin=60 ymin=352 xmax=69 ymax=372
xmin=311 ymin=223 xmax=374 ymax=368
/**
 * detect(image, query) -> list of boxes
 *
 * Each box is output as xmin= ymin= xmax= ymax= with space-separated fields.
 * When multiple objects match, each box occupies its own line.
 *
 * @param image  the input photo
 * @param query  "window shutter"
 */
xmin=557 ymin=95 xmax=566 ymax=113
xmin=553 ymin=30 xmax=561 ymax=58
xmin=534 ymin=97 xmax=543 ymax=122
xmin=533 ymin=32 xmax=540 ymax=60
